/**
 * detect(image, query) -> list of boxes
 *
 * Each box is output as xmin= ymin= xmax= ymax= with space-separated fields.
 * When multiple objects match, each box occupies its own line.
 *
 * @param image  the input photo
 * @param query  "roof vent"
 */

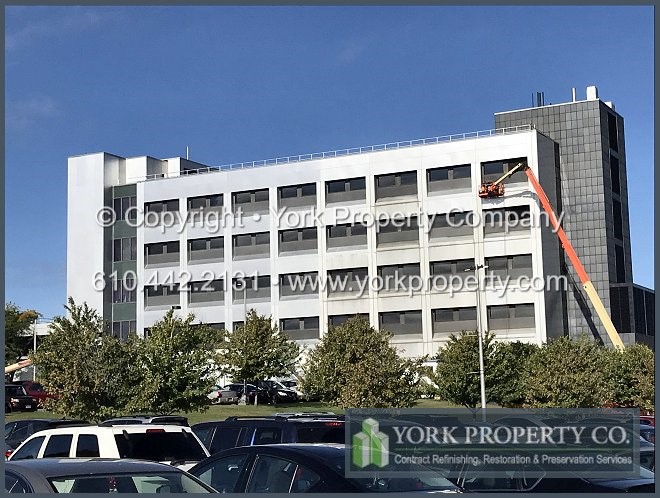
xmin=586 ymin=85 xmax=599 ymax=101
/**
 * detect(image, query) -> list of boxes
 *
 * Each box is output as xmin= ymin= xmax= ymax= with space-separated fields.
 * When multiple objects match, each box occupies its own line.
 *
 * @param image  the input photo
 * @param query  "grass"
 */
xmin=5 ymin=399 xmax=459 ymax=425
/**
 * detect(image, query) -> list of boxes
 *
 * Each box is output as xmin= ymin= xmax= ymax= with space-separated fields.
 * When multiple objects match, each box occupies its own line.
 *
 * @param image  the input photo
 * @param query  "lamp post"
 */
xmin=466 ymin=264 xmax=488 ymax=415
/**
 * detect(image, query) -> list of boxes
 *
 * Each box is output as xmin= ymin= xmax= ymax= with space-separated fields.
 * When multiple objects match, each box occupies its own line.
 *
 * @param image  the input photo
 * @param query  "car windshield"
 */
xmin=114 ymin=432 xmax=207 ymax=462
xmin=329 ymin=457 xmax=458 ymax=492
xmin=5 ymin=386 xmax=27 ymax=396
xmin=48 ymin=472 xmax=214 ymax=493
xmin=295 ymin=423 xmax=345 ymax=443
xmin=281 ymin=381 xmax=296 ymax=388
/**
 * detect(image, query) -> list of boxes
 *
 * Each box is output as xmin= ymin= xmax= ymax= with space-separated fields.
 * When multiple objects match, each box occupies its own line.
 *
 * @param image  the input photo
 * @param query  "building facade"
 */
xmin=67 ymin=87 xmax=652 ymax=355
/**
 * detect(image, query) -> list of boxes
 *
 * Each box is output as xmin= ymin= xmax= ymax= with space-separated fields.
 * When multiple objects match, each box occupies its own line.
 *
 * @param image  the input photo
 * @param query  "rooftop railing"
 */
xmin=134 ymin=124 xmax=533 ymax=183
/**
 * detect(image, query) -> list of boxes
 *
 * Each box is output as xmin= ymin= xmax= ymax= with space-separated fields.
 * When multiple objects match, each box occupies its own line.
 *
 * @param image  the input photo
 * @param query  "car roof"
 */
xmin=6 ymin=458 xmax=180 ymax=477
xmin=11 ymin=418 xmax=88 ymax=425
xmin=23 ymin=424 xmax=193 ymax=435
xmin=231 ymin=443 xmax=346 ymax=459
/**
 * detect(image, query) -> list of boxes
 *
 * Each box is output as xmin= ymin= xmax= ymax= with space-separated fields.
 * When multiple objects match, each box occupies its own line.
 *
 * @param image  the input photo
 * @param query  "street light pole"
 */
xmin=468 ymin=264 xmax=488 ymax=416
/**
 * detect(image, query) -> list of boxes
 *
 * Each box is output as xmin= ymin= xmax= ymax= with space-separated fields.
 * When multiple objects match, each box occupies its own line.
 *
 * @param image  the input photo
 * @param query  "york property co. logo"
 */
xmin=352 ymin=418 xmax=389 ymax=468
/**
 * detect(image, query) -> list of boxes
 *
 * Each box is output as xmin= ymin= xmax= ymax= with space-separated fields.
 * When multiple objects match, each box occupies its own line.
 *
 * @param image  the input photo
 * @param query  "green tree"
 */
xmin=5 ymin=303 xmax=40 ymax=363
xmin=302 ymin=316 xmax=425 ymax=408
xmin=31 ymin=298 xmax=136 ymax=421
xmin=431 ymin=331 xmax=497 ymax=408
xmin=221 ymin=310 xmax=300 ymax=384
xmin=603 ymin=344 xmax=654 ymax=412
xmin=524 ymin=336 xmax=610 ymax=408
xmin=488 ymin=341 xmax=539 ymax=407
xmin=127 ymin=311 xmax=226 ymax=415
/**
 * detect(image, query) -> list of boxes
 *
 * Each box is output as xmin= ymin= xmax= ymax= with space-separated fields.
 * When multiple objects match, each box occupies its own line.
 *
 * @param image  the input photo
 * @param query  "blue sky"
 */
xmin=5 ymin=6 xmax=654 ymax=319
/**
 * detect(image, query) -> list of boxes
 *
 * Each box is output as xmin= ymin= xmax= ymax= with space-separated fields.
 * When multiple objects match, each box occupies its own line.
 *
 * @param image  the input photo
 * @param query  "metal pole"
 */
xmin=475 ymin=266 xmax=487 ymax=417
xmin=32 ymin=322 xmax=37 ymax=381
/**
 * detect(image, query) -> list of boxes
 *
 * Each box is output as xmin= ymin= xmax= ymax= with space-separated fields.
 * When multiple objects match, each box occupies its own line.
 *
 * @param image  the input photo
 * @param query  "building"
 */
xmin=67 ymin=86 xmax=653 ymax=356
xmin=495 ymin=86 xmax=653 ymax=347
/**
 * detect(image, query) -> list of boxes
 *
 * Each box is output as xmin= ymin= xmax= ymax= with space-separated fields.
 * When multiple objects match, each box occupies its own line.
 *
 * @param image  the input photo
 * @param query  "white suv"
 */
xmin=7 ymin=424 xmax=209 ymax=471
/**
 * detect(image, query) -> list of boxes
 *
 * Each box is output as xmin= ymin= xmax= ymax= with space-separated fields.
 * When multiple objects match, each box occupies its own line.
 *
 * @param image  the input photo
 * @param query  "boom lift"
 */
xmin=478 ymin=163 xmax=625 ymax=350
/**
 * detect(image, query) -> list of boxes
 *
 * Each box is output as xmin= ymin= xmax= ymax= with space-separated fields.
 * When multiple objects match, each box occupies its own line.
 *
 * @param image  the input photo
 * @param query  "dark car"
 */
xmin=4 ymin=385 xmax=38 ymax=413
xmin=192 ymin=413 xmax=345 ymax=454
xmin=13 ymin=381 xmax=57 ymax=408
xmin=4 ymin=458 xmax=217 ymax=493
xmin=224 ymin=383 xmax=270 ymax=405
xmin=5 ymin=419 xmax=89 ymax=455
xmin=640 ymin=425 xmax=655 ymax=444
xmin=189 ymin=443 xmax=462 ymax=493
xmin=254 ymin=380 xmax=298 ymax=404
xmin=99 ymin=415 xmax=189 ymax=427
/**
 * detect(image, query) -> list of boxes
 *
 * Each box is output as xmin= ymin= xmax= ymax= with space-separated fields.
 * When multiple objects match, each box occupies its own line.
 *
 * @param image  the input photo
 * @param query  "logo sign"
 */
xmin=345 ymin=408 xmax=640 ymax=479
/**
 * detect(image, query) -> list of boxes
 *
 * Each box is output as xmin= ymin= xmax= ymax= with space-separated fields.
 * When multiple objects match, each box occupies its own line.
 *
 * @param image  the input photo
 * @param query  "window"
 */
xmin=189 ymin=279 xmax=225 ymax=305
xmin=327 ymin=268 xmax=368 ymax=295
xmin=375 ymin=171 xmax=418 ymax=199
xmin=431 ymin=307 xmax=478 ymax=335
xmin=427 ymin=164 xmax=471 ymax=192
xmin=113 ymin=196 xmax=136 ymax=221
xmin=608 ymin=113 xmax=618 ymax=151
xmin=278 ymin=183 xmax=316 ymax=208
xmin=145 ymin=199 xmax=179 ymax=215
xmin=481 ymin=158 xmax=527 ymax=183
xmin=278 ymin=228 xmax=318 ymax=254
xmin=209 ymin=428 xmax=242 ymax=454
xmin=615 ymin=245 xmax=626 ymax=283
xmin=378 ymin=311 xmax=423 ymax=335
xmin=43 ymin=434 xmax=73 ymax=458
xmin=487 ymin=304 xmax=535 ymax=329
xmin=112 ymin=278 xmax=136 ymax=303
xmin=280 ymin=317 xmax=320 ymax=340
xmin=483 ymin=206 xmax=531 ymax=235
xmin=279 ymin=272 xmax=318 ymax=298
xmin=113 ymin=237 xmax=137 ymax=262
xmin=111 ymin=320 xmax=136 ymax=340
xmin=430 ymin=259 xmax=475 ymax=277
xmin=377 ymin=263 xmax=421 ymax=292
xmin=428 ymin=211 xmax=474 ymax=239
xmin=5 ymin=471 xmax=33 ymax=493
xmin=484 ymin=254 xmax=533 ymax=279
xmin=328 ymin=314 xmax=369 ymax=327
xmin=325 ymin=177 xmax=366 ymax=203
xmin=188 ymin=237 xmax=224 ymax=262
xmin=613 ymin=199 xmax=623 ymax=240
xmin=326 ymin=223 xmax=367 ymax=249
xmin=247 ymin=455 xmax=296 ymax=493
xmin=187 ymin=194 xmax=223 ymax=211
xmin=144 ymin=284 xmax=180 ymax=308
xmin=232 ymin=232 xmax=270 ymax=259
xmin=76 ymin=435 xmax=100 ymax=457
xmin=232 ymin=189 xmax=269 ymax=215
xmin=232 ymin=276 xmax=271 ymax=303
xmin=145 ymin=241 xmax=180 ymax=266
xmin=610 ymin=286 xmax=631 ymax=335
xmin=610 ymin=155 xmax=620 ymax=195
xmin=376 ymin=216 xmax=419 ymax=246
xmin=194 ymin=453 xmax=249 ymax=493
xmin=9 ymin=435 xmax=45 ymax=460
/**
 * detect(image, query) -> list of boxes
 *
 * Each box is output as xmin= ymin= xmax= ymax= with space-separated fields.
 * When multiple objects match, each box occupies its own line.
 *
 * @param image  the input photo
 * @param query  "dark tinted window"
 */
xmin=194 ymin=453 xmax=249 ymax=493
xmin=211 ymin=427 xmax=242 ymax=453
xmin=43 ymin=434 xmax=73 ymax=458
xmin=295 ymin=423 xmax=345 ymax=443
xmin=5 ymin=471 xmax=32 ymax=493
xmin=10 ymin=435 xmax=45 ymax=460
xmin=76 ymin=434 xmax=100 ymax=457
xmin=5 ymin=386 xmax=27 ymax=396
xmin=192 ymin=426 xmax=214 ymax=447
xmin=114 ymin=432 xmax=207 ymax=461
xmin=253 ymin=427 xmax=282 ymax=445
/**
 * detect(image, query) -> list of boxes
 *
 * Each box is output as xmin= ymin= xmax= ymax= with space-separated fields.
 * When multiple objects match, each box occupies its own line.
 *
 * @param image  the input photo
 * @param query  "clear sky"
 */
xmin=5 ymin=6 xmax=654 ymax=319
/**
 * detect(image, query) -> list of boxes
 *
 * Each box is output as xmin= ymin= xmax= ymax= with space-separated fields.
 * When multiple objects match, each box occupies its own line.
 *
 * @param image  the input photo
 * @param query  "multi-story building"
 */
xmin=67 ymin=86 xmax=653 ymax=356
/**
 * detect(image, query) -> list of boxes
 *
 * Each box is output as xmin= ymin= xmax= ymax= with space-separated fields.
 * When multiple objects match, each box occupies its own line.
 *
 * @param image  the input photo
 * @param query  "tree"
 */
xmin=302 ymin=316 xmax=425 ymax=408
xmin=5 ymin=303 xmax=40 ymax=363
xmin=524 ymin=335 xmax=610 ymax=408
xmin=31 ymin=298 xmax=136 ymax=421
xmin=431 ymin=331 xmax=496 ymax=408
xmin=221 ymin=310 xmax=300 ymax=383
xmin=127 ymin=311 xmax=226 ymax=415
xmin=488 ymin=341 xmax=539 ymax=407
xmin=603 ymin=344 xmax=654 ymax=412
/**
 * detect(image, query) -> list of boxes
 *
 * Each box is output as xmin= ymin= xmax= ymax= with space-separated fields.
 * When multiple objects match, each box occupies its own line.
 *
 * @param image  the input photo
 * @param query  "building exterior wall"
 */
xmin=68 ymin=129 xmax=560 ymax=357
xmin=495 ymin=89 xmax=643 ymax=347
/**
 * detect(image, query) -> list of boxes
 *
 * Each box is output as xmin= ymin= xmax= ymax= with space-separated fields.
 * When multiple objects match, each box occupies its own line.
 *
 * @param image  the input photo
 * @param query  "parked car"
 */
xmin=640 ymin=415 xmax=655 ymax=427
xmin=255 ymin=380 xmax=298 ymax=403
xmin=8 ymin=424 xmax=209 ymax=471
xmin=279 ymin=380 xmax=320 ymax=402
xmin=208 ymin=385 xmax=239 ymax=405
xmin=5 ymin=419 xmax=89 ymax=456
xmin=192 ymin=413 xmax=345 ymax=454
xmin=640 ymin=426 xmax=655 ymax=444
xmin=224 ymin=383 xmax=270 ymax=405
xmin=13 ymin=381 xmax=57 ymax=408
xmin=5 ymin=458 xmax=217 ymax=493
xmin=188 ymin=443 xmax=462 ymax=493
xmin=99 ymin=415 xmax=189 ymax=426
xmin=5 ymin=384 xmax=38 ymax=413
